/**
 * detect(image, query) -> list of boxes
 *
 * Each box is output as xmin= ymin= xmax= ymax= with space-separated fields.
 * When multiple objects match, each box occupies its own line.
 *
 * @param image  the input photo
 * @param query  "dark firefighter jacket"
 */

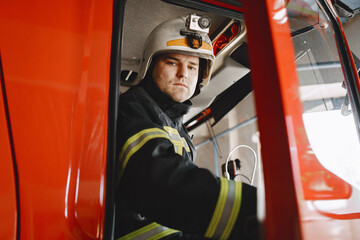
xmin=115 ymin=77 xmax=258 ymax=240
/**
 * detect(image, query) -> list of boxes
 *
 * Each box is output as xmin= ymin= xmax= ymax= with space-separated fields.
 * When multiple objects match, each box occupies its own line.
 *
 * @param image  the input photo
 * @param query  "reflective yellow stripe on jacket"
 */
xmin=163 ymin=126 xmax=191 ymax=155
xmin=117 ymin=222 xmax=180 ymax=240
xmin=117 ymin=128 xmax=171 ymax=182
xmin=205 ymin=177 xmax=242 ymax=240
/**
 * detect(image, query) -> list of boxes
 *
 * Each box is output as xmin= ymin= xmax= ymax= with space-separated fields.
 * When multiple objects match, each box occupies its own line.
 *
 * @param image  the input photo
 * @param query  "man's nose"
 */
xmin=176 ymin=64 xmax=188 ymax=79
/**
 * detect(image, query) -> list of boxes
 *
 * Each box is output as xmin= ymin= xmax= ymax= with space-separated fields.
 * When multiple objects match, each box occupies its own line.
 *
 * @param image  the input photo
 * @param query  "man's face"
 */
xmin=152 ymin=53 xmax=199 ymax=103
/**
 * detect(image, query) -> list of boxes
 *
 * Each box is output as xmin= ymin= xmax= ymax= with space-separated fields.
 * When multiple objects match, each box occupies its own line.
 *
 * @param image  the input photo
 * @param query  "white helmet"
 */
xmin=138 ymin=14 xmax=215 ymax=87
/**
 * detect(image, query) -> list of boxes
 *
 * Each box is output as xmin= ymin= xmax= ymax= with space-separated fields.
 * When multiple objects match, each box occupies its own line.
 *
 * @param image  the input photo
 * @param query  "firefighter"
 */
xmin=115 ymin=15 xmax=258 ymax=240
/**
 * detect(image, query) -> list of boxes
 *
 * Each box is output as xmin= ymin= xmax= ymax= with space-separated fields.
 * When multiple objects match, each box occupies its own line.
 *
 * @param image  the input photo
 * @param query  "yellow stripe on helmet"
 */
xmin=167 ymin=38 xmax=212 ymax=51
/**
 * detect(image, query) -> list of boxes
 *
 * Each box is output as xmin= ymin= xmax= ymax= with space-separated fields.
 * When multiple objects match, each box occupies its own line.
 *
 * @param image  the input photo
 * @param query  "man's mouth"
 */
xmin=174 ymin=83 xmax=187 ymax=88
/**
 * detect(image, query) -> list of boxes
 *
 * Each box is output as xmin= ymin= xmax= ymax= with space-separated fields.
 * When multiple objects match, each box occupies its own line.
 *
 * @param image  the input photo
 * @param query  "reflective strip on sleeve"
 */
xmin=205 ymin=177 xmax=242 ymax=240
xmin=117 ymin=128 xmax=170 ymax=181
xmin=164 ymin=126 xmax=190 ymax=155
xmin=163 ymin=126 xmax=182 ymax=142
xmin=181 ymin=137 xmax=190 ymax=152
xmin=117 ymin=222 xmax=180 ymax=240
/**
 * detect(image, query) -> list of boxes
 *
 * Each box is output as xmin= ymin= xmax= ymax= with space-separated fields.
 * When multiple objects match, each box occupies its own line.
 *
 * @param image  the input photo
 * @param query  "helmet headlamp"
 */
xmin=198 ymin=16 xmax=211 ymax=30
xmin=186 ymin=14 xmax=211 ymax=33
xmin=182 ymin=14 xmax=212 ymax=49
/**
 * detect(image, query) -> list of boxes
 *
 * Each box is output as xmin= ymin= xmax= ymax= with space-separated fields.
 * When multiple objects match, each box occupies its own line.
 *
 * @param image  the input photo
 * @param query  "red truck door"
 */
xmin=0 ymin=1 xmax=114 ymax=239
xmin=0 ymin=56 xmax=18 ymax=240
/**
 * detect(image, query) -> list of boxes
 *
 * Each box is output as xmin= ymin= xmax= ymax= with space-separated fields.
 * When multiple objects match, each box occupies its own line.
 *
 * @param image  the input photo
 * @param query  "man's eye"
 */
xmin=167 ymin=61 xmax=176 ymax=66
xmin=189 ymin=66 xmax=197 ymax=71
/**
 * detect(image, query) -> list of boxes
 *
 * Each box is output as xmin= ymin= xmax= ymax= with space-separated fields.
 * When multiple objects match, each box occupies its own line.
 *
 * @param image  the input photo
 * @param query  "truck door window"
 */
xmin=288 ymin=1 xmax=360 ymax=196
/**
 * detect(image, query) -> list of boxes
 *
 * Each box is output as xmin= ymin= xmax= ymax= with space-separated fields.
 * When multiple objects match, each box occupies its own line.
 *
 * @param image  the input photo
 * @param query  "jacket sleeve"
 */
xmin=116 ymin=95 xmax=258 ymax=239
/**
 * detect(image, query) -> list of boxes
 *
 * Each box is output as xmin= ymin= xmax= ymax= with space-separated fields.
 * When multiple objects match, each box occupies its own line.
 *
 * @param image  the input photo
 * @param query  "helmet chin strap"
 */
xmin=191 ymin=58 xmax=206 ymax=99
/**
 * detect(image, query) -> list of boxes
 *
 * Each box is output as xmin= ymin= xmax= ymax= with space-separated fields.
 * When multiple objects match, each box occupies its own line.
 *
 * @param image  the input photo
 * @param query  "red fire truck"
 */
xmin=1 ymin=0 xmax=360 ymax=239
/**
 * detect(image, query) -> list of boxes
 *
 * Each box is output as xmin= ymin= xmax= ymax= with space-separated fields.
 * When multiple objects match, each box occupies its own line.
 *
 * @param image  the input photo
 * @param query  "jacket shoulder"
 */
xmin=117 ymin=87 xmax=165 ymax=137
